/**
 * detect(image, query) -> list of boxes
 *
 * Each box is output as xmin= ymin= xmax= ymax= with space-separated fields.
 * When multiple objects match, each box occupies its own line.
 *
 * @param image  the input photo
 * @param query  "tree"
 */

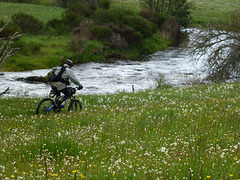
xmin=190 ymin=11 xmax=240 ymax=82
xmin=0 ymin=21 xmax=22 ymax=96
xmin=139 ymin=0 xmax=192 ymax=27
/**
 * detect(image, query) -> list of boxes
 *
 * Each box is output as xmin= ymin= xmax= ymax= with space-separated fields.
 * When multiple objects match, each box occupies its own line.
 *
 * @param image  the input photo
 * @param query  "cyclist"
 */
xmin=50 ymin=59 xmax=83 ymax=107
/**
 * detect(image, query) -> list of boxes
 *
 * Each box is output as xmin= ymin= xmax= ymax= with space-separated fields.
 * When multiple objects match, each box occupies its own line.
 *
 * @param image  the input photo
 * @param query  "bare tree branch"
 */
xmin=0 ymin=31 xmax=22 ymax=69
xmin=0 ymin=87 xmax=10 ymax=96
xmin=0 ymin=20 xmax=22 ymax=96
xmin=190 ymin=14 xmax=240 ymax=82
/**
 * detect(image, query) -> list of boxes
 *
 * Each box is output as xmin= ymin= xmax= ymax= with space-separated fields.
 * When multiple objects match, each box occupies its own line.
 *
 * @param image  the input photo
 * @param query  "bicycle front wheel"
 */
xmin=36 ymin=98 xmax=56 ymax=115
xmin=68 ymin=99 xmax=82 ymax=112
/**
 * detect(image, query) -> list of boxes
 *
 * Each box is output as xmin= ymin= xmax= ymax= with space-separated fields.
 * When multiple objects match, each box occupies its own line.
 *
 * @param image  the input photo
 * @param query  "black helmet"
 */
xmin=65 ymin=59 xmax=74 ymax=68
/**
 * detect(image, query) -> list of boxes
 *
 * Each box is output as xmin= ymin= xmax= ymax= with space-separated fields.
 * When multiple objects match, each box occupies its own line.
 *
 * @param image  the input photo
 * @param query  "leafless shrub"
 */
xmin=69 ymin=19 xmax=94 ymax=54
xmin=0 ymin=20 xmax=22 ymax=96
xmin=140 ymin=8 xmax=157 ymax=24
xmin=161 ymin=17 xmax=181 ymax=44
xmin=190 ymin=11 xmax=240 ymax=82
xmin=0 ymin=21 xmax=22 ymax=69
xmin=110 ymin=33 xmax=128 ymax=49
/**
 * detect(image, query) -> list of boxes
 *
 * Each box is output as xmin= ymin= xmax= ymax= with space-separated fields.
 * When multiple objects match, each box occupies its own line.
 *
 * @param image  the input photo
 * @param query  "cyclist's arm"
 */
xmin=66 ymin=68 xmax=82 ymax=87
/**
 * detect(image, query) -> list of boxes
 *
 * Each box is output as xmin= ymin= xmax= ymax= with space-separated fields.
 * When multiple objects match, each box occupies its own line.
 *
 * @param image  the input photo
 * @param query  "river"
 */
xmin=0 ymin=34 xmax=205 ymax=97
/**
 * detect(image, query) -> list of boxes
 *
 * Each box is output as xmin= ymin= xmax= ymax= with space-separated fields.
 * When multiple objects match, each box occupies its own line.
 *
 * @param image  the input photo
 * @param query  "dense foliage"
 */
xmin=47 ymin=1 xmax=179 ymax=61
xmin=0 ymin=0 xmax=182 ymax=64
xmin=12 ymin=12 xmax=44 ymax=34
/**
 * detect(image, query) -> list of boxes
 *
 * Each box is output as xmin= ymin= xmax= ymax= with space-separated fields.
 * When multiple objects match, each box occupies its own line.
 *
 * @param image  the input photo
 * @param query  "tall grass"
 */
xmin=0 ymin=82 xmax=239 ymax=179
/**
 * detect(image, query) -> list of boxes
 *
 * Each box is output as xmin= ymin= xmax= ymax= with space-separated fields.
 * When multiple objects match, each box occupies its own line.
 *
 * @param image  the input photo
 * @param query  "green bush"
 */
xmin=62 ymin=12 xmax=83 ymax=28
xmin=12 ymin=39 xmax=43 ymax=56
xmin=80 ymin=40 xmax=104 ymax=62
xmin=140 ymin=34 xmax=170 ymax=54
xmin=47 ymin=13 xmax=83 ymax=35
xmin=66 ymin=2 xmax=92 ymax=18
xmin=99 ymin=0 xmax=111 ymax=9
xmin=47 ymin=2 xmax=91 ymax=35
xmin=122 ymin=15 xmax=154 ymax=38
xmin=0 ymin=20 xmax=18 ymax=38
xmin=91 ymin=25 xmax=113 ymax=40
xmin=47 ymin=18 xmax=67 ymax=35
xmin=11 ymin=12 xmax=44 ymax=34
xmin=93 ymin=8 xmax=134 ymax=25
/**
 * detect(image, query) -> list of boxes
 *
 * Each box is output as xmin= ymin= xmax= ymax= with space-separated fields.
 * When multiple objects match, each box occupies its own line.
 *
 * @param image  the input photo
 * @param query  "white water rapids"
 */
xmin=0 ymin=46 xmax=205 ymax=97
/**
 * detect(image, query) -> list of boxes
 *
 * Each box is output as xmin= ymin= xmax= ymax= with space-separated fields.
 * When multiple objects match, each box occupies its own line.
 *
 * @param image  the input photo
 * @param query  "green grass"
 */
xmin=1 ymin=0 xmax=240 ymax=26
xmin=188 ymin=0 xmax=240 ymax=25
xmin=2 ymin=35 xmax=73 ymax=71
xmin=0 ymin=82 xmax=239 ymax=179
xmin=0 ymin=2 xmax=64 ymax=23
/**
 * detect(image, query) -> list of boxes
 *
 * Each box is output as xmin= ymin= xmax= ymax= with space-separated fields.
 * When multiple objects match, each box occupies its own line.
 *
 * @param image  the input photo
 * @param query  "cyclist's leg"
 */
xmin=51 ymin=85 xmax=61 ymax=96
xmin=59 ymin=88 xmax=71 ymax=105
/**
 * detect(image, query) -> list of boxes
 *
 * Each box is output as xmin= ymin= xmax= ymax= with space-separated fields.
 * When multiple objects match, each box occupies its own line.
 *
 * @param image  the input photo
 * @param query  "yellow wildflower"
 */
xmin=79 ymin=173 xmax=86 ymax=178
xmin=72 ymin=170 xmax=79 ymax=173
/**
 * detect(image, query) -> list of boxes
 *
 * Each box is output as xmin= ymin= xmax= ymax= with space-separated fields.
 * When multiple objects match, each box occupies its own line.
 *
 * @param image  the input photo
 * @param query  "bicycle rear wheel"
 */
xmin=36 ymin=98 xmax=56 ymax=115
xmin=68 ymin=99 xmax=82 ymax=112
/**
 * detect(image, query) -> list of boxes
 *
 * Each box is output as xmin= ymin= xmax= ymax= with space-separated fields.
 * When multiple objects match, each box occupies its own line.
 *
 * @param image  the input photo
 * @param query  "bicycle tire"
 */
xmin=68 ymin=99 xmax=82 ymax=112
xmin=36 ymin=98 xmax=56 ymax=115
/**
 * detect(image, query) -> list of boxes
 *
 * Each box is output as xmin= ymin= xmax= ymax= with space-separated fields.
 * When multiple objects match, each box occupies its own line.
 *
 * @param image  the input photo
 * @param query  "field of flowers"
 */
xmin=0 ymin=82 xmax=239 ymax=179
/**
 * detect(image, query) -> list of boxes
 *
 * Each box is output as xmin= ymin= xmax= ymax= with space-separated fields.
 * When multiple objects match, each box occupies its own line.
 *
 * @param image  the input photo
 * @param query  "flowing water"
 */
xmin=0 ymin=32 xmax=205 ymax=97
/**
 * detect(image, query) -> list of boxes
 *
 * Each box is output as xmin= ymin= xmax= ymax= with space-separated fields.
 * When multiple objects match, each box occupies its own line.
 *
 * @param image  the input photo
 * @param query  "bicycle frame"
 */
xmin=46 ymin=103 xmax=55 ymax=112
xmin=37 ymin=87 xmax=81 ymax=115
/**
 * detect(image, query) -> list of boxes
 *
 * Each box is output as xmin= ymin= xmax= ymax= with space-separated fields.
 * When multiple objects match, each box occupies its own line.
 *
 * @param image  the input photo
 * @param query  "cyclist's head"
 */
xmin=65 ymin=59 xmax=74 ymax=68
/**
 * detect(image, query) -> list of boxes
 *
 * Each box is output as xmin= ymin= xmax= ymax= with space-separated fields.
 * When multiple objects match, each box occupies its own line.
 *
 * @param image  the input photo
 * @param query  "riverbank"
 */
xmin=0 ymin=82 xmax=239 ymax=179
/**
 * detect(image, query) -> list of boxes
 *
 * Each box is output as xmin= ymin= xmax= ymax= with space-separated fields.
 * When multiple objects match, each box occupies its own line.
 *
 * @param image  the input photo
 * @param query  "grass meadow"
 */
xmin=0 ymin=82 xmax=239 ymax=179
xmin=0 ymin=0 xmax=240 ymax=179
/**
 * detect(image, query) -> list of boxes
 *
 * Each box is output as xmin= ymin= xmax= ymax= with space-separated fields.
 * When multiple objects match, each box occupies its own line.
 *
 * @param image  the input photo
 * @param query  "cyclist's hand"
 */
xmin=78 ymin=85 xmax=83 ymax=90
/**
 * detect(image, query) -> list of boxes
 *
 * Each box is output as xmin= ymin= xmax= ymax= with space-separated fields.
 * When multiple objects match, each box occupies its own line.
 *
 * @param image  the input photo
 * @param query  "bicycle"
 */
xmin=36 ymin=87 xmax=82 ymax=115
